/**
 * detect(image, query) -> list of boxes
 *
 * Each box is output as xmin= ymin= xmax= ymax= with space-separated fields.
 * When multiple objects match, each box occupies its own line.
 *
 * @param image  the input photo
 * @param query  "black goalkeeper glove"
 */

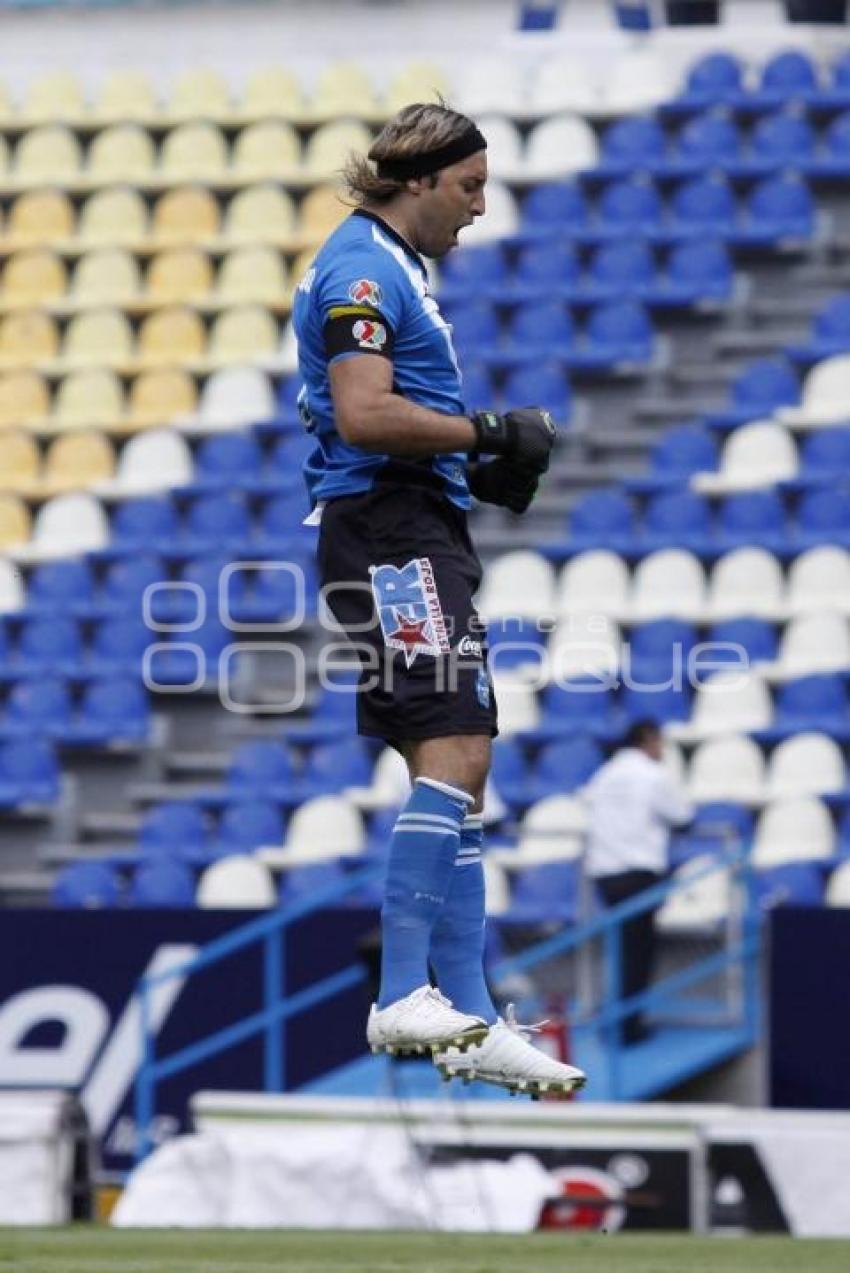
xmin=470 ymin=407 xmax=557 ymax=474
xmin=468 ymin=458 xmax=541 ymax=515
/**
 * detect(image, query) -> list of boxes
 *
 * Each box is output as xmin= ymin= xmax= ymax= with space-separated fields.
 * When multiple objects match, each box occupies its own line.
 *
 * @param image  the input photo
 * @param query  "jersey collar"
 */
xmin=352 ymin=209 xmax=427 ymax=275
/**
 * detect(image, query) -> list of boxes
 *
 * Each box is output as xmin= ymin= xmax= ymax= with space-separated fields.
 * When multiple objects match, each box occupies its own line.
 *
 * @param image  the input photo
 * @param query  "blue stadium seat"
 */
xmin=652 ymin=240 xmax=734 ymax=306
xmin=129 ymin=860 xmax=196 ymax=907
xmin=437 ymin=243 xmax=508 ymax=303
xmin=597 ymin=116 xmax=668 ymax=177
xmin=627 ymin=619 xmax=698 ymax=683
xmin=787 ymin=295 xmax=850 ymax=366
xmin=837 ymin=808 xmax=850 ymax=855
xmin=672 ymin=111 xmax=743 ymax=174
xmin=280 ymin=673 xmax=359 ymax=745
xmin=282 ymin=860 xmax=349 ymax=902
xmin=487 ymin=617 xmax=547 ymax=676
xmin=25 ymin=560 xmax=96 ymax=618
xmin=489 ymin=737 xmax=530 ymax=806
xmin=253 ymin=490 xmax=313 ymax=552
xmin=496 ymin=302 xmax=576 ymax=369
xmin=181 ymin=492 xmax=252 ymax=555
xmin=224 ymin=558 xmax=317 ymax=625
xmin=192 ymin=432 xmax=264 ymax=492
xmin=585 ymin=240 xmax=655 ymax=301
xmin=753 ymin=862 xmax=825 ymax=911
xmin=73 ymin=677 xmax=150 ymax=745
xmin=668 ymin=174 xmax=737 ymax=239
xmin=528 ymin=735 xmax=604 ymax=799
xmin=214 ymin=799 xmax=286 ymax=855
xmin=595 ymin=178 xmax=664 ymax=238
xmin=669 ymin=801 xmax=754 ymax=868
xmin=702 ymin=358 xmax=800 ymax=430
xmin=736 ymin=174 xmax=815 ymax=245
xmin=52 ymin=860 xmax=122 ymax=909
xmin=798 ymin=426 xmax=850 ymax=484
xmin=110 ymin=496 xmax=179 ymax=554
xmin=751 ymin=49 xmax=820 ymax=109
xmin=577 ymin=300 xmax=654 ymax=369
xmin=510 ymin=241 xmax=581 ymax=303
xmin=534 ymin=679 xmax=620 ymax=744
xmin=715 ymin=490 xmax=790 ymax=554
xmin=0 ymin=678 xmax=72 ymax=740
xmin=501 ymin=362 xmax=572 ymax=423
xmin=87 ymin=618 xmax=151 ymax=678
xmin=225 ymin=740 xmax=298 ymax=803
xmin=139 ymin=801 xmax=210 ymax=864
xmin=670 ymin=52 xmax=744 ymax=111
xmin=276 ymin=374 xmax=305 ymax=428
xmin=707 ymin=617 xmax=779 ymax=666
xmin=795 ymin=488 xmax=850 ymax=550
xmin=567 ymin=489 xmax=635 ymax=555
xmin=762 ymin=674 xmax=850 ymax=743
xmin=519 ymin=182 xmax=589 ymax=239
xmin=809 ymin=109 xmax=850 ymax=178
xmin=143 ymin=553 xmax=220 ymax=627
xmin=641 ymin=490 xmax=714 ymax=556
xmin=440 ymin=300 xmax=499 ymax=363
xmin=619 ymin=681 xmax=692 ymax=724
xmin=505 ymin=861 xmax=580 ymax=924
xmin=625 ymin=423 xmax=719 ymax=494
xmin=14 ymin=618 xmax=84 ymax=678
xmin=0 ymin=737 xmax=60 ymax=806
xmin=459 ymin=362 xmax=494 ymax=412
xmin=299 ymin=738 xmax=373 ymax=797
xmin=144 ymin=618 xmax=230 ymax=687
xmin=745 ymin=111 xmax=817 ymax=175
xmin=101 ymin=554 xmax=168 ymax=619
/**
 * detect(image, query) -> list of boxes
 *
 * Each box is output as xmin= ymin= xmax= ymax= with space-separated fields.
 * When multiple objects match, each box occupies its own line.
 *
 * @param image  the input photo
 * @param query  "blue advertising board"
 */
xmin=0 ymin=908 xmax=377 ymax=1177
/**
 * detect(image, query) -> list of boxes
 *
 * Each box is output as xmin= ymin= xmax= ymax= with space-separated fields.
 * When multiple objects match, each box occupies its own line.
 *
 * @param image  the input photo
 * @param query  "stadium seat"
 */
xmin=231 ymin=120 xmax=301 ymax=181
xmin=535 ymin=678 xmax=618 ymax=745
xmin=302 ymin=120 xmax=372 ymax=182
xmin=52 ymin=861 xmax=121 ymax=909
xmin=145 ymin=249 xmax=213 ymax=306
xmin=437 ymin=244 xmax=508 ymax=303
xmin=37 ymin=429 xmax=114 ymax=495
xmin=499 ymin=301 xmax=575 ymax=369
xmin=692 ymin=421 xmax=797 ymax=493
xmin=152 ymin=186 xmax=221 ymax=246
xmin=501 ymin=362 xmax=572 ymax=423
xmin=78 ymin=188 xmax=148 ymax=249
xmin=226 ymin=740 xmax=297 ymax=802
xmin=382 ymin=60 xmax=452 ymax=114
xmin=714 ymin=490 xmax=789 ymax=554
xmin=6 ymin=190 xmax=75 ymax=249
xmin=585 ymin=240 xmax=655 ymax=301
xmin=672 ymin=51 xmax=744 ymax=110
xmin=655 ymin=239 xmax=734 ymax=307
xmin=159 ymin=121 xmax=228 ymax=183
xmin=555 ymin=550 xmax=630 ymax=619
xmin=708 ymin=617 xmax=778 ymax=670
xmin=139 ymin=800 xmax=210 ymax=863
xmin=14 ymin=616 xmax=83 ymax=677
xmin=13 ymin=125 xmax=82 ymax=185
xmin=477 ymin=550 xmax=555 ymax=621
xmin=213 ymin=247 xmax=289 ymax=309
xmin=752 ymin=862 xmax=825 ymax=911
xmin=786 ymin=547 xmax=850 ymax=617
xmin=547 ymin=613 xmax=621 ymax=681
xmin=194 ymin=432 xmax=263 ymax=491
xmin=797 ymin=427 xmax=850 ymax=486
xmin=628 ymin=549 xmax=707 ymax=622
xmin=687 ymin=734 xmax=766 ymax=806
xmin=668 ymin=173 xmax=737 ymax=239
xmin=705 ymin=548 xmax=786 ymax=622
xmin=598 ymin=116 xmax=667 ymax=177
xmin=75 ymin=677 xmax=150 ymax=745
xmin=673 ymin=111 xmax=743 ymax=174
xmin=238 ymin=66 xmax=305 ymax=122
xmin=771 ymin=674 xmax=850 ymax=741
xmin=524 ymin=114 xmax=599 ymax=181
xmin=788 ymin=296 xmax=850 ymax=366
xmin=93 ymin=69 xmax=159 ymax=124
xmin=528 ymin=736 xmax=603 ymax=800
xmin=167 ymin=67 xmax=231 ymax=121
xmin=0 ymin=310 xmax=59 ymax=369
xmin=519 ymin=181 xmax=589 ymax=239
xmin=669 ymin=669 xmax=772 ymax=741
xmin=506 ymin=861 xmax=581 ymax=924
xmin=60 ymin=309 xmax=133 ymax=371
xmin=738 ymin=174 xmax=815 ymax=245
xmin=22 ymin=70 xmax=88 ymax=125
xmin=778 ymin=354 xmax=850 ymax=429
xmin=490 ymin=673 xmax=539 ymax=735
xmin=214 ymin=800 xmax=286 ymax=855
xmin=596 ymin=177 xmax=664 ymax=238
xmin=766 ymin=613 xmax=850 ymax=680
xmin=751 ymin=796 xmax=835 ymax=868
xmin=0 ymin=428 xmax=39 ymax=493
xmin=0 ymin=558 xmax=24 ymax=613
xmin=454 ymin=57 xmax=526 ymax=116
xmin=765 ymin=732 xmax=846 ymax=801
xmin=641 ymin=490 xmax=713 ymax=557
xmin=703 ymin=358 xmax=800 ymax=431
xmin=310 ymin=60 xmax=380 ymax=121
xmin=0 ymin=494 xmax=32 ymax=550
xmin=826 ymin=860 xmax=850 ymax=907
xmin=655 ymin=854 xmax=732 ymax=934
xmin=88 ymin=124 xmax=156 ymax=182
xmin=196 ymin=366 xmax=275 ymax=429
xmin=456 ymin=181 xmax=518 ymax=245
xmin=510 ymin=241 xmax=580 ymax=303
xmin=223 ymin=184 xmax=297 ymax=247
xmin=0 ymin=737 xmax=59 ymax=805
xmin=97 ymin=428 xmax=193 ymax=496
xmin=579 ymin=300 xmax=654 ymax=368
xmin=110 ymin=495 xmax=179 ymax=551
xmin=137 ymin=306 xmax=206 ymax=368
xmin=14 ymin=492 xmax=108 ymax=562
xmin=68 ymin=249 xmax=141 ymax=309
xmin=206 ymin=305 xmax=278 ymax=367
xmin=627 ymin=617 xmax=696 ymax=683
xmin=565 ymin=490 xmax=635 ymax=556
xmin=100 ymin=552 xmax=166 ymax=616
xmin=529 ymin=56 xmax=599 ymax=115
xmin=196 ymin=855 xmax=277 ymax=908
xmin=128 ymin=369 xmax=198 ymax=430
xmin=599 ymin=48 xmax=677 ymax=115
xmin=478 ymin=115 xmax=524 ymax=183
xmin=258 ymin=793 xmax=364 ymax=868
xmin=753 ymin=49 xmax=819 ymax=108
xmin=0 ymin=369 xmax=49 ymax=429
xmin=748 ymin=110 xmax=816 ymax=175
xmin=1 ymin=677 xmax=72 ymax=739
xmin=512 ymin=794 xmax=587 ymax=864
xmin=1 ymin=250 xmax=66 ymax=308
xmin=129 ymin=860 xmax=196 ymax=907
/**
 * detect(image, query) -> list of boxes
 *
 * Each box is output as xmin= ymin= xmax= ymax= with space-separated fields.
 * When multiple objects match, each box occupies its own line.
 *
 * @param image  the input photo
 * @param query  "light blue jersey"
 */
xmin=292 ymin=209 xmax=471 ymax=509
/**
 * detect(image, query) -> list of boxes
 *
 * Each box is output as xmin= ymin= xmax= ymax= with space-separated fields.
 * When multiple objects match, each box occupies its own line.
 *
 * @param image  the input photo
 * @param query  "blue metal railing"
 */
xmin=134 ymin=863 xmax=381 ymax=1163
xmin=492 ymin=848 xmax=761 ymax=1099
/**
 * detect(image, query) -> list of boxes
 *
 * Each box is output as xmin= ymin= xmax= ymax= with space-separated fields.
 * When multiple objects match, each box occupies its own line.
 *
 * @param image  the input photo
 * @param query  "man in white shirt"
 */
xmin=584 ymin=720 xmax=693 ymax=1045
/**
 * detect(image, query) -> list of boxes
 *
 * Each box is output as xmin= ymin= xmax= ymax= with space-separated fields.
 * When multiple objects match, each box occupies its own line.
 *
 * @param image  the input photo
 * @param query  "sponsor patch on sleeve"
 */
xmin=348 ymin=278 xmax=383 ymax=307
xmin=324 ymin=305 xmax=394 ymax=360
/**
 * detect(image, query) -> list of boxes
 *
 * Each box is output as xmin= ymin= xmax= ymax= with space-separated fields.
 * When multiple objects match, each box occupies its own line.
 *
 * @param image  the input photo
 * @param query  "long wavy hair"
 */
xmin=343 ymin=101 xmax=478 ymax=204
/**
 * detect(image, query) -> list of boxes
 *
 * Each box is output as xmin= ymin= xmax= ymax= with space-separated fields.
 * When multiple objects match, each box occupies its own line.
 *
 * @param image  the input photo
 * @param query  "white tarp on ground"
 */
xmin=112 ymin=1122 xmax=554 ymax=1232
xmin=0 ymin=1091 xmax=76 ymax=1225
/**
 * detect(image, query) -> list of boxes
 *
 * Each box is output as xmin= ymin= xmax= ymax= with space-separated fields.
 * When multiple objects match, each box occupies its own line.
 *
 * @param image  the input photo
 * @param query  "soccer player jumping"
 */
xmin=293 ymin=103 xmax=586 ymax=1097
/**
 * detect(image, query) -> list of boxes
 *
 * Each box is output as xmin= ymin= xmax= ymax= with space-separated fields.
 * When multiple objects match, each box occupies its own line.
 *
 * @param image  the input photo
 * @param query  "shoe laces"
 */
xmin=427 ymin=987 xmax=454 ymax=1009
xmin=504 ymin=1002 xmax=550 ymax=1039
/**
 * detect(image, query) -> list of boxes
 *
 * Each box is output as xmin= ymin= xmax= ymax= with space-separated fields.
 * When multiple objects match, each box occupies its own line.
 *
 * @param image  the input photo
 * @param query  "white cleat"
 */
xmin=367 ymin=985 xmax=490 ymax=1057
xmin=434 ymin=1004 xmax=587 ymax=1097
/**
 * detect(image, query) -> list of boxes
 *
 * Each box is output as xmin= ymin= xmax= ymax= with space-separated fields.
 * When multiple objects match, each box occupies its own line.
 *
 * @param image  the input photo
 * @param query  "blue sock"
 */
xmin=377 ymin=776 xmax=472 ymax=1008
xmin=429 ymin=815 xmax=498 ymax=1025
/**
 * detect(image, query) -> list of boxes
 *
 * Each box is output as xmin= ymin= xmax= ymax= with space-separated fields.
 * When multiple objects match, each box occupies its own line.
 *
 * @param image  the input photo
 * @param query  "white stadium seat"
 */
xmin=764 ymin=732 xmax=846 ymax=801
xmin=826 ymin=861 xmax=850 ymax=907
xmin=547 ymin=613 xmax=621 ymax=682
xmin=259 ymin=794 xmax=365 ymax=868
xmin=196 ymin=855 xmax=277 ymax=908
xmin=687 ymin=734 xmax=767 ymax=806
xmin=778 ymin=355 xmax=850 ymax=429
xmin=477 ymin=550 xmax=555 ymax=621
xmin=764 ymin=612 xmax=850 ymax=680
xmin=0 ymin=557 xmax=24 ymax=613
xmin=94 ymin=428 xmax=193 ymax=496
xmin=455 ymin=180 xmax=518 ymax=246
xmin=523 ymin=114 xmax=599 ymax=181
xmin=477 ymin=115 xmax=524 ymax=183
xmin=195 ymin=367 xmax=276 ymax=431
xmin=751 ymin=797 xmax=835 ymax=868
xmin=11 ymin=492 xmax=108 ymax=562
xmin=786 ymin=547 xmax=850 ymax=618
xmin=556 ymin=550 xmax=630 ymax=620
xmin=490 ymin=673 xmax=539 ymax=736
xmin=346 ymin=745 xmax=409 ymax=811
xmin=512 ymin=795 xmax=587 ymax=864
xmin=628 ymin=549 xmax=707 ymax=622
xmin=528 ymin=57 xmax=600 ymax=116
xmin=705 ymin=548 xmax=786 ymax=622
xmin=655 ymin=855 xmax=732 ymax=934
xmin=692 ymin=421 xmax=798 ymax=494
xmin=598 ymin=49 xmax=678 ymax=116
xmin=454 ymin=59 xmax=527 ymax=117
xmin=483 ymin=857 xmax=511 ymax=916
xmin=668 ymin=669 xmax=772 ymax=742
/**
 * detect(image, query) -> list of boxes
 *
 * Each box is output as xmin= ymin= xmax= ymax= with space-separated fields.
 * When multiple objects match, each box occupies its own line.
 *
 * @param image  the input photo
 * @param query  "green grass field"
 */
xmin=2 ymin=1229 xmax=849 ymax=1273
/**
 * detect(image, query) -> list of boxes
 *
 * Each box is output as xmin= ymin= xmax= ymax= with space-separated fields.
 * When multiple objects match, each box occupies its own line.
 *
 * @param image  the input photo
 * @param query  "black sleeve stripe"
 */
xmin=324 ymin=309 xmax=395 ymax=360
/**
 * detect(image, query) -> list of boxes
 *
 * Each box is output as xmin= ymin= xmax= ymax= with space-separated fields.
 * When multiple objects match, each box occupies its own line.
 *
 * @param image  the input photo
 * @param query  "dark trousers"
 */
xmin=596 ymin=869 xmax=661 ymax=1044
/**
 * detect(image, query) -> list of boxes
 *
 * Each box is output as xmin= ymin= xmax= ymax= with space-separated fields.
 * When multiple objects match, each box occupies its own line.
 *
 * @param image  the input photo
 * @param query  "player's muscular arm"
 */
xmin=330 ymin=354 xmax=477 ymax=456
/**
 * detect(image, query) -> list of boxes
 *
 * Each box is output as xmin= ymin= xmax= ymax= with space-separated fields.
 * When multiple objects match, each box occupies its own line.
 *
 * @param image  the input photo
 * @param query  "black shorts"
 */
xmin=317 ymin=481 xmax=499 ymax=747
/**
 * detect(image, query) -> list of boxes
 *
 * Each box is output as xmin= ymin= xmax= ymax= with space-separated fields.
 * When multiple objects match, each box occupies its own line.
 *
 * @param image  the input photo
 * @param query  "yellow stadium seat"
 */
xmin=0 ymin=429 xmax=40 ymax=493
xmin=39 ymin=429 xmax=115 ymax=494
xmin=93 ymin=70 xmax=159 ymax=124
xmin=302 ymin=120 xmax=373 ymax=180
xmin=1 ymin=251 xmax=66 ymax=309
xmin=206 ymin=305 xmax=278 ymax=367
xmin=298 ymin=184 xmax=349 ymax=244
xmin=88 ymin=124 xmax=156 ymax=184
xmin=0 ymin=134 xmax=9 ymax=181
xmin=51 ymin=369 xmax=125 ymax=430
xmin=222 ymin=184 xmax=296 ymax=247
xmin=168 ymin=68 xmax=232 ymax=122
xmin=214 ymin=247 xmax=289 ymax=308
xmin=61 ymin=309 xmax=134 ymax=370
xmin=238 ymin=66 xmax=305 ymax=122
xmin=5 ymin=190 xmax=74 ymax=248
xmin=152 ymin=186 xmax=221 ymax=246
xmin=146 ymin=248 xmax=213 ymax=305
xmin=0 ymin=494 xmax=31 ymax=549
xmin=13 ymin=126 xmax=82 ymax=186
xmin=159 ymin=123 xmax=229 ymax=183
xmin=21 ymin=71 xmax=88 ymax=124
xmin=78 ymin=187 xmax=148 ymax=248
xmin=137 ymin=306 xmax=206 ymax=367
xmin=68 ymin=249 xmax=141 ymax=309
xmin=0 ymin=370 xmax=50 ymax=429
xmin=0 ymin=312 xmax=59 ymax=369
xmin=231 ymin=121 xmax=301 ymax=181
xmin=127 ymin=367 xmax=198 ymax=428
xmin=310 ymin=62 xmax=381 ymax=121
xmin=382 ymin=61 xmax=452 ymax=113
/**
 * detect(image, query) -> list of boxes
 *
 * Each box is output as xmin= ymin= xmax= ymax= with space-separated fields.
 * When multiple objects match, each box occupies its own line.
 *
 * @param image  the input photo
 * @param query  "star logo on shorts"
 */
xmin=387 ymin=612 xmax=432 ymax=667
